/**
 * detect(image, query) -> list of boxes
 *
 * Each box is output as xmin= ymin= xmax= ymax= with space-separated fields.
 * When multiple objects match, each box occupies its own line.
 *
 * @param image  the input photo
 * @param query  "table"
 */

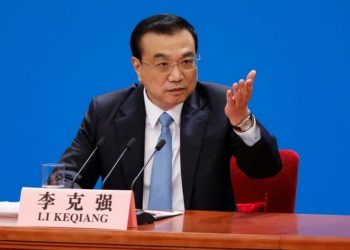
xmin=1 ymin=210 xmax=350 ymax=249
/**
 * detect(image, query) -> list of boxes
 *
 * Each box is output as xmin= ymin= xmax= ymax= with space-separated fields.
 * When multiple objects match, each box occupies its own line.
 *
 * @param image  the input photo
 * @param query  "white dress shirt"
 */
xmin=142 ymin=89 xmax=261 ymax=211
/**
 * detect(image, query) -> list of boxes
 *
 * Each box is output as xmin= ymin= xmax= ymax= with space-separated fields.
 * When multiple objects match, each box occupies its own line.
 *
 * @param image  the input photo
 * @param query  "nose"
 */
xmin=167 ymin=64 xmax=183 ymax=82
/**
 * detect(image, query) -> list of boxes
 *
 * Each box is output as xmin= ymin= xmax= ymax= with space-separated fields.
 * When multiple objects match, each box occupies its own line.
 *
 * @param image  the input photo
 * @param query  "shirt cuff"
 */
xmin=233 ymin=117 xmax=261 ymax=146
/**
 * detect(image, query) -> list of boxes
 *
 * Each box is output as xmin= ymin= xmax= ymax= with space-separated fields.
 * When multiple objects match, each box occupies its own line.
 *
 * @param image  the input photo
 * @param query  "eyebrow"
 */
xmin=152 ymin=51 xmax=196 ymax=60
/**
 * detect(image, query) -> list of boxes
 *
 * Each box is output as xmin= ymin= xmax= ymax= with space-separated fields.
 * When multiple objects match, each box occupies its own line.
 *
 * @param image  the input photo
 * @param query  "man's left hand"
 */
xmin=224 ymin=70 xmax=256 ymax=126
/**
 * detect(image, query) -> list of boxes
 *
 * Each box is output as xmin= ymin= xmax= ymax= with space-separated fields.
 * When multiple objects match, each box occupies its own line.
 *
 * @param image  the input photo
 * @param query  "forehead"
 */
xmin=139 ymin=30 xmax=196 ymax=59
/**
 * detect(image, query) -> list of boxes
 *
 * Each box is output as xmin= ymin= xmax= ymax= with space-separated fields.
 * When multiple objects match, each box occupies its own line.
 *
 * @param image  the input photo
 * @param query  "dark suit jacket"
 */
xmin=60 ymin=82 xmax=282 ymax=211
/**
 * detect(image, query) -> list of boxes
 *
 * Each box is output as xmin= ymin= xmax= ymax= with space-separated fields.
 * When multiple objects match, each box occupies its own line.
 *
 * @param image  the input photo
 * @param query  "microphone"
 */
xmin=130 ymin=139 xmax=166 ymax=225
xmin=70 ymin=137 xmax=106 ymax=188
xmin=130 ymin=139 xmax=166 ymax=191
xmin=102 ymin=138 xmax=136 ymax=189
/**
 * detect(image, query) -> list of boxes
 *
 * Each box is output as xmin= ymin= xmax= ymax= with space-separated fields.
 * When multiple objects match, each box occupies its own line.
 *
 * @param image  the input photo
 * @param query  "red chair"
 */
xmin=230 ymin=149 xmax=299 ymax=213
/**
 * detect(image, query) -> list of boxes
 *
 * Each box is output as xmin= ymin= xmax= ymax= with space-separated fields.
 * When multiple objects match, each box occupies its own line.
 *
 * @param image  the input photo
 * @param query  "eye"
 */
xmin=180 ymin=58 xmax=195 ymax=65
xmin=155 ymin=62 xmax=171 ymax=68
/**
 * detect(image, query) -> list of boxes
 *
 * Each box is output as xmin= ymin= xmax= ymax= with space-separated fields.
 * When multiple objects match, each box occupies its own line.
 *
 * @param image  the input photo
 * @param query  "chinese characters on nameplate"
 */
xmin=18 ymin=187 xmax=137 ymax=230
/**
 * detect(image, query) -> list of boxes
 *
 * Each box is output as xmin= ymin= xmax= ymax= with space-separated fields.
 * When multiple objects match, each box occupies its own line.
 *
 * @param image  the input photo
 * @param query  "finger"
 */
xmin=246 ymin=69 xmax=256 ymax=82
xmin=226 ymin=90 xmax=234 ymax=105
xmin=233 ymin=82 xmax=242 ymax=106
xmin=230 ymin=82 xmax=238 ymax=95
xmin=228 ymin=82 xmax=238 ymax=102
xmin=239 ymin=79 xmax=247 ymax=98
xmin=245 ymin=78 xmax=253 ymax=100
xmin=245 ymin=70 xmax=256 ymax=102
xmin=238 ymin=79 xmax=247 ymax=104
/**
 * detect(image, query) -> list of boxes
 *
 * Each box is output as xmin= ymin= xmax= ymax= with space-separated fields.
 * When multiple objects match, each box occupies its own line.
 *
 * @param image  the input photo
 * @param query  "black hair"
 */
xmin=130 ymin=14 xmax=198 ymax=60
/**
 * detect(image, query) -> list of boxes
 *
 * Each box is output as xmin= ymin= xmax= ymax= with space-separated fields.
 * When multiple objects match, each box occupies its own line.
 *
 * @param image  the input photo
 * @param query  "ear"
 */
xmin=131 ymin=56 xmax=142 ymax=82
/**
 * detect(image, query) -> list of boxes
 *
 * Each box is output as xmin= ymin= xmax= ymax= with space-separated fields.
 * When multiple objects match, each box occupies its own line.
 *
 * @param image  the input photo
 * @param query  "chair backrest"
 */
xmin=230 ymin=149 xmax=299 ymax=213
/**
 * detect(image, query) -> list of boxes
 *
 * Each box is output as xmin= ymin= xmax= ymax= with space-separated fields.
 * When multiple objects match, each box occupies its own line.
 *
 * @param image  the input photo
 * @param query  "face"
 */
xmin=131 ymin=29 xmax=198 ymax=111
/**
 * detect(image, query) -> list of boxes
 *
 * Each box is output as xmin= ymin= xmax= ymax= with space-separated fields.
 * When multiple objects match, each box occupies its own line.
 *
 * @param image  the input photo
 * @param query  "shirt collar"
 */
xmin=143 ymin=88 xmax=183 ymax=128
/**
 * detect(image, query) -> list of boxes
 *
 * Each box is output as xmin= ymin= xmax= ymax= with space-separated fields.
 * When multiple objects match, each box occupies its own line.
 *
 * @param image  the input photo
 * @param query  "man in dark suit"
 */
xmin=59 ymin=14 xmax=282 ymax=211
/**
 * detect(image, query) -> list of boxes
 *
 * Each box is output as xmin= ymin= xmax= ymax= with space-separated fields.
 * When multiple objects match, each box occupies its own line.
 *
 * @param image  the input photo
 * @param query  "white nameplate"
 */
xmin=18 ymin=187 xmax=137 ymax=229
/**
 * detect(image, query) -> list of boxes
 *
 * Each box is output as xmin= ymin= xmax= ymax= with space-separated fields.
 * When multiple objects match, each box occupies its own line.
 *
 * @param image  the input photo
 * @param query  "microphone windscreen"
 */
xmin=126 ymin=137 xmax=136 ymax=149
xmin=155 ymin=139 xmax=166 ymax=151
xmin=97 ymin=137 xmax=106 ymax=146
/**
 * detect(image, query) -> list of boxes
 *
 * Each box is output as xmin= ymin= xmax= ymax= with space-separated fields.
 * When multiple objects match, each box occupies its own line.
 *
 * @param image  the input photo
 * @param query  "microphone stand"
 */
xmin=131 ymin=139 xmax=166 ymax=225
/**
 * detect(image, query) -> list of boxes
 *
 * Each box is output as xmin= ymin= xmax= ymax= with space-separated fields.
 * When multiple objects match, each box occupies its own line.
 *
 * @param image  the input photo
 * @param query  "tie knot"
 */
xmin=159 ymin=112 xmax=173 ymax=127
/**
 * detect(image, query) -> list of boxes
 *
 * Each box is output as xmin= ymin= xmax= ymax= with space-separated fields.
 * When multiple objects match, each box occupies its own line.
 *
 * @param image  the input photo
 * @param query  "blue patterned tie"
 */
xmin=148 ymin=112 xmax=173 ymax=210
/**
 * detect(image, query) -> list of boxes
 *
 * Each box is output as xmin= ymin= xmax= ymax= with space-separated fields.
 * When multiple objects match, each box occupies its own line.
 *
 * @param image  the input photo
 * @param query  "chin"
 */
xmin=162 ymin=100 xmax=182 ymax=110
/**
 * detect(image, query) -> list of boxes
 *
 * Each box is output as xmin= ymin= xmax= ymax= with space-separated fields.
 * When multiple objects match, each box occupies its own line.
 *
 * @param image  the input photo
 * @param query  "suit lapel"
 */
xmin=113 ymin=84 xmax=145 ymax=208
xmin=180 ymin=89 xmax=209 ymax=208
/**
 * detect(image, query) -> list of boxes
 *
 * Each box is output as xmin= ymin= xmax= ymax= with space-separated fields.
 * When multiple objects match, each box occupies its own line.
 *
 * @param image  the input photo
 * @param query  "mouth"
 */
xmin=167 ymin=88 xmax=186 ymax=95
xmin=167 ymin=86 xmax=185 ymax=92
xmin=169 ymin=87 xmax=184 ymax=91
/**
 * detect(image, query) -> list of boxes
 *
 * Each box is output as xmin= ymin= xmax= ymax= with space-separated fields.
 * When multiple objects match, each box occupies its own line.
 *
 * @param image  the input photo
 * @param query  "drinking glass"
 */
xmin=41 ymin=163 xmax=65 ymax=188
